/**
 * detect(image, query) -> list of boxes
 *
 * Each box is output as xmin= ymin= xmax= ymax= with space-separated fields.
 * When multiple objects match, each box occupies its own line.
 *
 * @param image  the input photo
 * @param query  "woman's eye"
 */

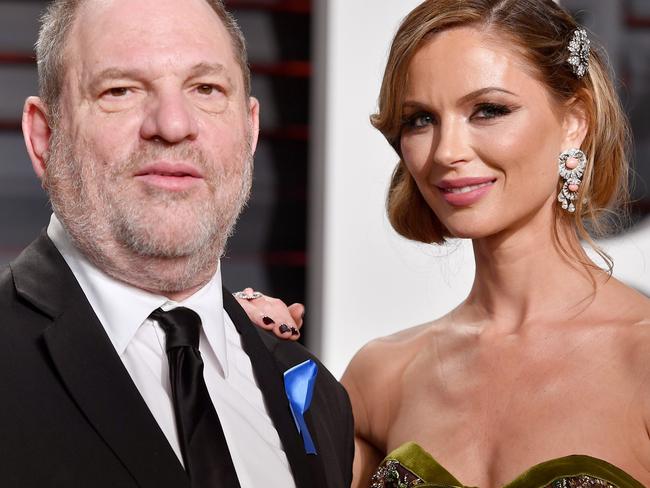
xmin=473 ymin=103 xmax=512 ymax=120
xmin=403 ymin=112 xmax=434 ymax=129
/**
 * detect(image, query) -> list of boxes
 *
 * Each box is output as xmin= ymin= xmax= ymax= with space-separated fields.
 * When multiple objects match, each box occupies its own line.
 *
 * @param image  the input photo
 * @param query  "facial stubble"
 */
xmin=44 ymin=126 xmax=253 ymax=294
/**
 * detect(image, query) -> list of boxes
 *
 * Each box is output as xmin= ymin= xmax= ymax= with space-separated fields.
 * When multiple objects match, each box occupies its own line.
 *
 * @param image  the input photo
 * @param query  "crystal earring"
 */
xmin=557 ymin=148 xmax=587 ymax=213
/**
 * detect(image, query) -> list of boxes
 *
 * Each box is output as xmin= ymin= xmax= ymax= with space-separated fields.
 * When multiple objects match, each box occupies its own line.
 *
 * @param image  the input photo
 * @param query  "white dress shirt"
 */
xmin=47 ymin=214 xmax=296 ymax=488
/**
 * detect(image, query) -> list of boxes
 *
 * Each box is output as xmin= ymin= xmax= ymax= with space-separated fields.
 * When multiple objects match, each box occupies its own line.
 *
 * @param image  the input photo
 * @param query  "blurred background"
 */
xmin=0 ymin=0 xmax=648 ymax=376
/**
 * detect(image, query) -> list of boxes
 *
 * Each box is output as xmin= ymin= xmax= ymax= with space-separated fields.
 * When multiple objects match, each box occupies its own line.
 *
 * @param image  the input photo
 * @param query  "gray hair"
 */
xmin=36 ymin=0 xmax=251 ymax=125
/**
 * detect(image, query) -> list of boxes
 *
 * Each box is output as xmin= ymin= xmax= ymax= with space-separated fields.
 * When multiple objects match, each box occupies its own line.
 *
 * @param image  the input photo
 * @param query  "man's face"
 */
xmin=45 ymin=0 xmax=257 ymax=273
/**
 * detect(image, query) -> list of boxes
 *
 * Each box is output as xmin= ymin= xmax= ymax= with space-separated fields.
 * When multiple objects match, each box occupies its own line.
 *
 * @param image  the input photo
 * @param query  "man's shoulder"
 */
xmin=256 ymin=328 xmax=343 ymax=390
xmin=254 ymin=326 xmax=352 ymax=415
xmin=0 ymin=264 xmax=15 ymax=306
xmin=0 ymin=263 xmax=11 ymax=287
xmin=0 ymin=233 xmax=79 ymax=337
xmin=222 ymin=288 xmax=342 ymax=386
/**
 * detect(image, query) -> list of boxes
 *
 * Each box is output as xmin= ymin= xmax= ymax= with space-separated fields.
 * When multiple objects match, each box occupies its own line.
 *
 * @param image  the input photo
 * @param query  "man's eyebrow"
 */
xmin=89 ymin=63 xmax=232 ymax=84
xmin=91 ymin=67 xmax=147 ymax=83
xmin=188 ymin=62 xmax=228 ymax=78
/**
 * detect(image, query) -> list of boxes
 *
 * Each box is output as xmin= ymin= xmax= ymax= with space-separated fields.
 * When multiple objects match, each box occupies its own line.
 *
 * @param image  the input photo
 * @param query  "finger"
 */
xmin=270 ymin=322 xmax=291 ymax=340
xmin=239 ymin=295 xmax=298 ymax=341
xmin=289 ymin=325 xmax=301 ymax=341
xmin=260 ymin=314 xmax=276 ymax=330
xmin=276 ymin=322 xmax=300 ymax=341
xmin=233 ymin=288 xmax=257 ymax=304
xmin=261 ymin=298 xmax=296 ymax=327
xmin=287 ymin=303 xmax=305 ymax=328
xmin=234 ymin=296 xmax=275 ymax=330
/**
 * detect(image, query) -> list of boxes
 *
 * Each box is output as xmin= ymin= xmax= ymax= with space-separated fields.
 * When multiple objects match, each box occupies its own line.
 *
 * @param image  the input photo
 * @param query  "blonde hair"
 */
xmin=372 ymin=0 xmax=630 ymax=269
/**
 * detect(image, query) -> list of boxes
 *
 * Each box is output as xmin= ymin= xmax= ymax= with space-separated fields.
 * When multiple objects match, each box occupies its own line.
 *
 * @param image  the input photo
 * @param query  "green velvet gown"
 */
xmin=370 ymin=442 xmax=645 ymax=488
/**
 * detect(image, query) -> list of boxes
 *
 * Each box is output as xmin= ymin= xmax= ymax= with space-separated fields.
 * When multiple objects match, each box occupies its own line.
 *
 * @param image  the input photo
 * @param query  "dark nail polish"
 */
xmin=290 ymin=327 xmax=299 ymax=336
xmin=262 ymin=316 xmax=275 ymax=326
xmin=279 ymin=324 xmax=290 ymax=334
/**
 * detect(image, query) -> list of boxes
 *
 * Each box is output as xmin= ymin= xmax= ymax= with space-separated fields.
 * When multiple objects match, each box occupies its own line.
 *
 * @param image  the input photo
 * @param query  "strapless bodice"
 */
xmin=370 ymin=442 xmax=645 ymax=488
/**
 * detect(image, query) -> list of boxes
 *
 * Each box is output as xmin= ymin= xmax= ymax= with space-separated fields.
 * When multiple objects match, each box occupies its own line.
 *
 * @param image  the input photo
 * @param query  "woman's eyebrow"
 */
xmin=401 ymin=101 xmax=430 ymax=112
xmin=458 ymin=86 xmax=518 ymax=103
xmin=402 ymin=87 xmax=518 ymax=111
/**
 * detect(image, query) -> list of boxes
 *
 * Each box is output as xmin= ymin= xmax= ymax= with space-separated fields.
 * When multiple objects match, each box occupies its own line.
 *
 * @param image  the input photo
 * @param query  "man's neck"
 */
xmin=48 ymin=213 xmax=219 ymax=301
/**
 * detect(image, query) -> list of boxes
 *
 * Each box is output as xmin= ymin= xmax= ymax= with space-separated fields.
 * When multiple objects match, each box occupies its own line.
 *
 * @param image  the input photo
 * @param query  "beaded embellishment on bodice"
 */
xmin=371 ymin=459 xmax=424 ymax=487
xmin=369 ymin=443 xmax=644 ymax=488
xmin=371 ymin=458 xmax=618 ymax=488
xmin=548 ymin=477 xmax=616 ymax=488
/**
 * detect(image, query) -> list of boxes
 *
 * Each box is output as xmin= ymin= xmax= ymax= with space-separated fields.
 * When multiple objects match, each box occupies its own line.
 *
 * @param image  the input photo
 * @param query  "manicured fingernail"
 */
xmin=290 ymin=327 xmax=299 ymax=336
xmin=279 ymin=324 xmax=290 ymax=334
xmin=262 ymin=316 xmax=275 ymax=325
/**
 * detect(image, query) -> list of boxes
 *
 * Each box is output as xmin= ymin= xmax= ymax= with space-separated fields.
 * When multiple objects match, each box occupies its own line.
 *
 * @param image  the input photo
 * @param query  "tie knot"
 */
xmin=150 ymin=307 xmax=202 ymax=351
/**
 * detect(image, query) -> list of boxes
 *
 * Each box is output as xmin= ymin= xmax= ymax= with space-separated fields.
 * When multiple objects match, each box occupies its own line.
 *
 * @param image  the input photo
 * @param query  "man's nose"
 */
xmin=140 ymin=91 xmax=199 ymax=144
xmin=432 ymin=118 xmax=471 ymax=167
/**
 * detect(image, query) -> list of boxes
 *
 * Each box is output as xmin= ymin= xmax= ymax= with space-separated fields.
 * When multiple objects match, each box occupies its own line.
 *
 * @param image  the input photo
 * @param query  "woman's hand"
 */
xmin=233 ymin=287 xmax=304 ymax=341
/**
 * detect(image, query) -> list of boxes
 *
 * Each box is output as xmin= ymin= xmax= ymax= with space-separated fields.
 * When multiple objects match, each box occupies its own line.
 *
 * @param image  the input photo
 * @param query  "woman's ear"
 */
xmin=561 ymin=96 xmax=589 ymax=149
xmin=22 ymin=96 xmax=52 ymax=181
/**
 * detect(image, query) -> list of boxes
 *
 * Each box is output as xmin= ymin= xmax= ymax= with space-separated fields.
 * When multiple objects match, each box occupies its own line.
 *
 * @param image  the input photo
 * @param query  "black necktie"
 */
xmin=150 ymin=307 xmax=241 ymax=488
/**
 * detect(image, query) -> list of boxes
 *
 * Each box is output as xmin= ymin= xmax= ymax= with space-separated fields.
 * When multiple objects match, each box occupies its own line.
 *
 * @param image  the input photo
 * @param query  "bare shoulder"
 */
xmin=600 ymin=275 xmax=650 ymax=327
xmin=341 ymin=316 xmax=453 ymax=440
xmin=602 ymin=280 xmax=650 ymax=430
xmin=343 ymin=317 xmax=449 ymax=385
xmin=596 ymin=277 xmax=650 ymax=368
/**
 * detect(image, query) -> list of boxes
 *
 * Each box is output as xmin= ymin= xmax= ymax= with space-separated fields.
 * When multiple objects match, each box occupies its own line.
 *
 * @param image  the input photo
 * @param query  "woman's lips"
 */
xmin=437 ymin=178 xmax=496 ymax=207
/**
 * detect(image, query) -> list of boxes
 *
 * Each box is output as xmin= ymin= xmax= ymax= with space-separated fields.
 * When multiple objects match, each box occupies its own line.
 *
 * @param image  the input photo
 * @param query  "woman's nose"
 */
xmin=432 ymin=118 xmax=471 ymax=167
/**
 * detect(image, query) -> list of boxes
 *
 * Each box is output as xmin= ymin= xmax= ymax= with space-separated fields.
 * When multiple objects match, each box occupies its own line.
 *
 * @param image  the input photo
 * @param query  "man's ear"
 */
xmin=248 ymin=96 xmax=260 ymax=155
xmin=561 ymin=96 xmax=589 ymax=150
xmin=22 ymin=96 xmax=52 ymax=181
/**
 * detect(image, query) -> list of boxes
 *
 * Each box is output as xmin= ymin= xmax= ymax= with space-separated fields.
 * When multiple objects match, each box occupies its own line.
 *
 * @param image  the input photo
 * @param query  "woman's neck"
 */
xmin=464 ymin=211 xmax=606 ymax=333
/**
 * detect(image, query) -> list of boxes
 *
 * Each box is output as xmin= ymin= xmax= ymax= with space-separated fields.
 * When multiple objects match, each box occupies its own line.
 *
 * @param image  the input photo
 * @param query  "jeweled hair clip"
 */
xmin=567 ymin=28 xmax=590 ymax=79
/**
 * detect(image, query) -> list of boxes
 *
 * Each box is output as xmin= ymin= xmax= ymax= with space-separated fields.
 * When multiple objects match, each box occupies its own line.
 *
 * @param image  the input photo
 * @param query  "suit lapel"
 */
xmin=222 ymin=290 xmax=327 ymax=488
xmin=11 ymin=234 xmax=188 ymax=488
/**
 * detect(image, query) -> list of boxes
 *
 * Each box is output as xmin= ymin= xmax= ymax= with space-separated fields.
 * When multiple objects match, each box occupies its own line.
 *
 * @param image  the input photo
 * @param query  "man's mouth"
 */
xmin=146 ymin=171 xmax=195 ymax=177
xmin=135 ymin=161 xmax=204 ymax=179
xmin=134 ymin=162 xmax=204 ymax=191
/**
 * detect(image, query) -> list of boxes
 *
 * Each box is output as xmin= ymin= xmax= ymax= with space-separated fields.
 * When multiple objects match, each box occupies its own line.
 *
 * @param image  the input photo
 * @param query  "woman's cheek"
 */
xmin=401 ymin=135 xmax=433 ymax=177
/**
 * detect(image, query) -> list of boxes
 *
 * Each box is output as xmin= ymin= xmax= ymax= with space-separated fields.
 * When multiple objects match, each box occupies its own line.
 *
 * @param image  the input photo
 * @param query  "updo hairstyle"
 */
xmin=371 ymin=0 xmax=630 ymax=255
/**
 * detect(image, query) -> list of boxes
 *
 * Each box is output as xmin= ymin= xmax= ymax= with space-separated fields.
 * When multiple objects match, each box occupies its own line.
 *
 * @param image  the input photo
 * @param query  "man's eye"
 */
xmin=197 ymin=84 xmax=217 ymax=95
xmin=107 ymin=87 xmax=129 ymax=97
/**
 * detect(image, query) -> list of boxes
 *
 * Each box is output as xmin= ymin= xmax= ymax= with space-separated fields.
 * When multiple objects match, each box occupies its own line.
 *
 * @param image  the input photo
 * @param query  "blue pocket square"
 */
xmin=283 ymin=359 xmax=318 ymax=455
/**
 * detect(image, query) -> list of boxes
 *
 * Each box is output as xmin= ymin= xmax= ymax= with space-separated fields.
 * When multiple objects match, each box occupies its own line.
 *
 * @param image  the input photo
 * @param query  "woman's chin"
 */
xmin=442 ymin=221 xmax=500 ymax=240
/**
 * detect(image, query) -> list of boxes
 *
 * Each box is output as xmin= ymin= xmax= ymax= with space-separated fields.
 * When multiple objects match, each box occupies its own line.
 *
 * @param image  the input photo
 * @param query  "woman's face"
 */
xmin=400 ymin=26 xmax=580 ymax=240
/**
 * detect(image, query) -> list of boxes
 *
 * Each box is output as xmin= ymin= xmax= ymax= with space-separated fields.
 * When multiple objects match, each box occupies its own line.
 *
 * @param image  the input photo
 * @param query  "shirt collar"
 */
xmin=46 ymin=214 xmax=229 ymax=376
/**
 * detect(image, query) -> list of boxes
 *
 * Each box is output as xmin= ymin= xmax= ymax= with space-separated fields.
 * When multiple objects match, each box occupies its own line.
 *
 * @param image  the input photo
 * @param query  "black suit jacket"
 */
xmin=0 ymin=233 xmax=354 ymax=488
